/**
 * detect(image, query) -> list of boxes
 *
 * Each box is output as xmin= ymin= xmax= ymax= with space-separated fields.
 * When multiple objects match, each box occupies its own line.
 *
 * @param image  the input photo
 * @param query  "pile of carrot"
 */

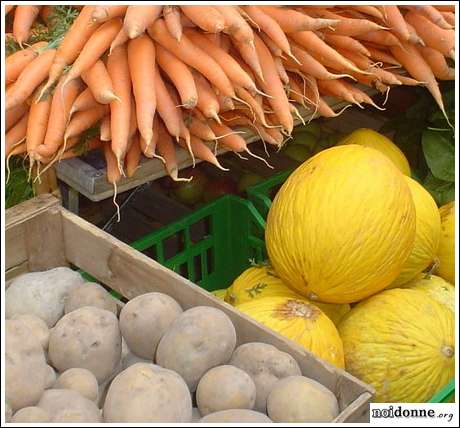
xmin=5 ymin=5 xmax=456 ymax=201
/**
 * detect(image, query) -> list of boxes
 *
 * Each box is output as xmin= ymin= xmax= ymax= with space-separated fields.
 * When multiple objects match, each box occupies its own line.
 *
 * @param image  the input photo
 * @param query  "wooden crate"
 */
xmin=5 ymin=195 xmax=373 ymax=422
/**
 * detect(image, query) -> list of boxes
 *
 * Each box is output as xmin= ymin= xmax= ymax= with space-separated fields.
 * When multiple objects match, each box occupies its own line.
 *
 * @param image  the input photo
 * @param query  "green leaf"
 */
xmin=421 ymin=130 xmax=454 ymax=182
xmin=423 ymin=173 xmax=455 ymax=206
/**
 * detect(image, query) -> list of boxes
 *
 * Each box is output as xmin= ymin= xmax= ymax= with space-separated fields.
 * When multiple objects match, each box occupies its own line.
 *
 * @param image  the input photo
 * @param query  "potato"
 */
xmin=6 ymin=267 xmax=85 ymax=327
xmin=55 ymin=368 xmax=99 ymax=402
xmin=11 ymin=407 xmax=51 ymax=423
xmin=266 ymin=376 xmax=339 ymax=422
xmin=6 ymin=319 xmax=48 ymax=411
xmin=103 ymin=363 xmax=192 ymax=422
xmin=229 ymin=342 xmax=301 ymax=412
xmin=48 ymin=306 xmax=122 ymax=383
xmin=156 ymin=306 xmax=236 ymax=391
xmin=38 ymin=389 xmax=102 ymax=423
xmin=11 ymin=314 xmax=50 ymax=351
xmin=5 ymin=402 xmax=13 ymax=422
xmin=199 ymin=409 xmax=273 ymax=423
xmin=45 ymin=365 xmax=57 ymax=389
xmin=65 ymin=282 xmax=118 ymax=315
xmin=192 ymin=407 xmax=201 ymax=422
xmin=119 ymin=292 xmax=183 ymax=359
xmin=197 ymin=365 xmax=256 ymax=416
xmin=122 ymin=351 xmax=154 ymax=370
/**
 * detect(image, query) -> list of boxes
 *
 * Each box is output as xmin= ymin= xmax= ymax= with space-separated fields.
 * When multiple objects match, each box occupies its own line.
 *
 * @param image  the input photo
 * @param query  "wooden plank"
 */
xmin=6 ymin=193 xmax=60 ymax=229
xmin=61 ymin=208 xmax=373 ymax=414
xmin=334 ymin=392 xmax=372 ymax=423
xmin=5 ymin=262 xmax=29 ymax=287
xmin=5 ymin=223 xmax=28 ymax=271
xmin=55 ymin=157 xmax=100 ymax=193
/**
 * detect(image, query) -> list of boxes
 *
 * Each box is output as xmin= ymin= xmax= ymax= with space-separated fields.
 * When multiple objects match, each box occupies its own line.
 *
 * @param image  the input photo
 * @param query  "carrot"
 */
xmin=127 ymin=35 xmax=156 ymax=146
xmin=242 ymin=6 xmax=294 ymax=58
xmin=39 ymin=6 xmax=99 ymax=99
xmin=63 ymin=18 xmax=123 ymax=88
xmin=365 ymin=46 xmax=401 ymax=66
xmin=107 ymin=44 xmax=132 ymax=173
xmin=163 ymin=5 xmax=182 ymax=42
xmin=289 ymin=31 xmax=367 ymax=76
xmin=180 ymin=136 xmax=227 ymax=171
xmin=6 ymin=143 xmax=27 ymax=162
xmin=6 ymin=41 xmax=48 ymax=84
xmin=440 ymin=12 xmax=455 ymax=27
xmin=274 ymin=57 xmax=289 ymax=85
xmin=103 ymin=142 xmax=122 ymax=221
xmin=128 ymin=96 xmax=138 ymax=141
xmin=323 ymin=34 xmax=371 ymax=57
xmin=6 ymin=103 xmax=27 ymax=132
xmin=408 ymin=5 xmax=454 ymax=29
xmin=342 ymin=83 xmax=385 ymax=110
xmin=183 ymin=28 xmax=258 ymax=94
xmin=81 ymin=59 xmax=119 ymax=104
xmin=69 ymin=87 xmax=99 ymax=117
xmin=390 ymin=42 xmax=450 ymax=122
xmin=234 ymin=86 xmax=269 ymax=126
xmin=259 ymin=32 xmax=283 ymax=57
xmin=185 ymin=114 xmax=217 ymax=141
xmin=5 ymin=48 xmax=56 ymax=111
xmin=148 ymin=19 xmax=235 ymax=98
xmin=383 ymin=5 xmax=411 ymax=41
xmin=125 ymin=134 xmax=142 ymax=178
xmin=179 ymin=5 xmax=226 ymax=33
xmin=13 ymin=6 xmax=41 ymax=47
xmin=419 ymin=46 xmax=455 ymax=80
xmin=156 ymin=44 xmax=197 ymax=109
xmin=109 ymin=27 xmax=129 ymax=54
xmin=218 ymin=6 xmax=255 ymax=45
xmin=317 ymin=79 xmax=360 ymax=106
xmin=64 ymin=104 xmax=109 ymax=141
xmin=123 ymin=5 xmax=162 ymax=39
xmin=60 ymin=138 xmax=103 ymax=160
xmin=26 ymin=88 xmax=52 ymax=159
xmin=5 ymin=5 xmax=15 ymax=15
xmin=100 ymin=114 xmax=111 ymax=141
xmin=91 ymin=5 xmax=128 ymax=23
xmin=193 ymin=73 xmax=221 ymax=122
xmin=433 ymin=6 xmax=455 ymax=13
xmin=258 ymin=6 xmax=339 ymax=33
xmin=317 ymin=96 xmax=351 ymax=118
xmin=156 ymin=119 xmax=184 ymax=180
xmin=347 ymin=5 xmax=385 ymax=21
xmin=218 ymin=94 xmax=235 ymax=112
xmin=6 ymin=112 xmax=29 ymax=157
xmin=139 ymin=114 xmax=160 ymax=158
xmin=254 ymin=34 xmax=293 ymax=134
xmin=34 ymin=78 xmax=82 ymax=160
xmin=232 ymin=40 xmax=265 ymax=83
xmin=404 ymin=11 xmax=455 ymax=59
xmin=354 ymin=30 xmax=402 ymax=47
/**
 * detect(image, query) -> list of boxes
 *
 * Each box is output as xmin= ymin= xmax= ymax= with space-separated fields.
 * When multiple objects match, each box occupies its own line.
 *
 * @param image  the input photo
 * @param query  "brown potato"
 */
xmin=200 ymin=409 xmax=273 ymax=423
xmin=54 ymin=368 xmax=99 ymax=402
xmin=11 ymin=407 xmax=51 ymax=423
xmin=65 ymin=282 xmax=118 ymax=315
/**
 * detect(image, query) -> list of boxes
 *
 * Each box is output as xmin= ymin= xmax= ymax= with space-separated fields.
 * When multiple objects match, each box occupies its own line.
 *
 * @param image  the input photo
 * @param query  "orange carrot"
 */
xmin=383 ymin=5 xmax=411 ymax=41
xmin=183 ymin=28 xmax=258 ymax=94
xmin=179 ymin=5 xmax=225 ymax=33
xmin=347 ymin=5 xmax=385 ymax=21
xmin=218 ymin=5 xmax=255 ymax=45
xmin=6 ymin=103 xmax=27 ymax=132
xmin=40 ymin=6 xmax=99 ymax=99
xmin=65 ymin=104 xmax=109 ymax=141
xmin=57 ymin=138 xmax=103 ymax=161
xmin=354 ymin=30 xmax=402 ymax=47
xmin=156 ymin=44 xmax=197 ymax=109
xmin=26 ymin=88 xmax=52 ymax=158
xmin=323 ymin=34 xmax=371 ymax=57
xmin=125 ymin=133 xmax=142 ymax=178
xmin=274 ymin=56 xmax=289 ymax=85
xmin=13 ymin=6 xmax=41 ymax=47
xmin=180 ymin=136 xmax=227 ymax=170
xmin=104 ymin=142 xmax=121 ymax=184
xmin=433 ymin=6 xmax=455 ymax=13
xmin=140 ymin=115 xmax=160 ymax=158
xmin=123 ymin=5 xmax=162 ymax=39
xmin=419 ymin=46 xmax=455 ymax=80
xmin=91 ymin=5 xmax=128 ymax=23
xmin=107 ymin=44 xmax=132 ymax=173
xmin=163 ymin=5 xmax=183 ymax=42
xmin=34 ymin=78 xmax=82 ymax=159
xmin=148 ymin=19 xmax=235 ymax=98
xmin=109 ymin=27 xmax=129 ymax=54
xmin=6 ymin=41 xmax=48 ymax=84
xmin=6 ymin=112 xmax=29 ymax=156
xmin=156 ymin=119 xmax=183 ymax=180
xmin=185 ymin=114 xmax=217 ymax=141
xmin=258 ymin=6 xmax=339 ymax=32
xmin=365 ymin=45 xmax=401 ymax=66
xmin=440 ymin=12 xmax=455 ymax=27
xmin=6 ymin=142 xmax=27 ymax=160
xmin=128 ymin=96 xmax=138 ymax=141
xmin=404 ymin=11 xmax=455 ymax=59
xmin=70 ymin=87 xmax=99 ymax=117
xmin=5 ymin=48 xmax=56 ymax=111
xmin=127 ymin=35 xmax=157 ymax=146
xmin=63 ymin=18 xmax=123 ymax=87
xmin=259 ymin=32 xmax=283 ymax=57
xmin=81 ymin=59 xmax=119 ymax=104
xmin=193 ymin=73 xmax=221 ymax=122
xmin=232 ymin=40 xmax=265 ymax=83
xmin=218 ymin=94 xmax=235 ymax=112
xmin=234 ymin=86 xmax=269 ymax=126
xmin=317 ymin=79 xmax=360 ymax=106
xmin=5 ymin=5 xmax=15 ymax=15
xmin=100 ymin=114 xmax=111 ymax=141
xmin=409 ymin=5 xmax=453 ymax=29
xmin=254 ymin=34 xmax=293 ymax=134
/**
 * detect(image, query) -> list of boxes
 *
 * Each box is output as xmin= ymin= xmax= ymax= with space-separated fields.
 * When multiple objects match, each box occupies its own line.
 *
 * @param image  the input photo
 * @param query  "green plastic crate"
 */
xmin=429 ymin=380 xmax=455 ymax=403
xmin=130 ymin=194 xmax=267 ymax=292
xmin=246 ymin=170 xmax=293 ymax=220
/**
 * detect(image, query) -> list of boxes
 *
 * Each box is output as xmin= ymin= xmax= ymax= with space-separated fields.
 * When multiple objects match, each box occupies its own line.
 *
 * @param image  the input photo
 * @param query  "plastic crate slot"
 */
xmin=189 ymin=216 xmax=212 ymax=243
xmin=141 ymin=245 xmax=157 ymax=261
xmin=163 ymin=229 xmax=186 ymax=261
xmin=179 ymin=263 xmax=188 ymax=278
xmin=193 ymin=254 xmax=203 ymax=283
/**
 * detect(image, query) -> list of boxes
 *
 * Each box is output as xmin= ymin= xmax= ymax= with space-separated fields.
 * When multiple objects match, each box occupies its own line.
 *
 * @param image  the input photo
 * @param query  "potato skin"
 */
xmin=6 ymin=319 xmax=48 ymax=411
xmin=119 ymin=292 xmax=183 ymax=359
xmin=266 ymin=376 xmax=339 ymax=423
xmin=199 ymin=409 xmax=273 ymax=423
xmin=156 ymin=306 xmax=237 ymax=391
xmin=55 ymin=368 xmax=99 ymax=402
xmin=103 ymin=363 xmax=192 ymax=423
xmin=197 ymin=365 xmax=256 ymax=416
xmin=229 ymin=342 xmax=301 ymax=412
xmin=48 ymin=307 xmax=122 ymax=383
xmin=11 ymin=314 xmax=50 ymax=351
xmin=11 ymin=407 xmax=51 ymax=423
xmin=65 ymin=282 xmax=118 ymax=315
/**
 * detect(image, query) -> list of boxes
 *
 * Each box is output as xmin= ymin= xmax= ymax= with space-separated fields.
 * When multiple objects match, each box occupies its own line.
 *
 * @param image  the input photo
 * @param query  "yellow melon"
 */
xmin=337 ymin=128 xmax=411 ymax=175
xmin=211 ymin=289 xmax=227 ymax=300
xmin=226 ymin=266 xmax=351 ymax=326
xmin=237 ymin=296 xmax=345 ymax=368
xmin=339 ymin=288 xmax=454 ymax=402
xmin=405 ymin=274 xmax=454 ymax=312
xmin=436 ymin=202 xmax=455 ymax=284
xmin=389 ymin=177 xmax=441 ymax=287
xmin=266 ymin=145 xmax=416 ymax=304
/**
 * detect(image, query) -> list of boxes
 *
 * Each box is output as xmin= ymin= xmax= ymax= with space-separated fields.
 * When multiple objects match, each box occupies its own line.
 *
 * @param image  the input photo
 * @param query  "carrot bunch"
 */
xmin=5 ymin=5 xmax=456 ymax=204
